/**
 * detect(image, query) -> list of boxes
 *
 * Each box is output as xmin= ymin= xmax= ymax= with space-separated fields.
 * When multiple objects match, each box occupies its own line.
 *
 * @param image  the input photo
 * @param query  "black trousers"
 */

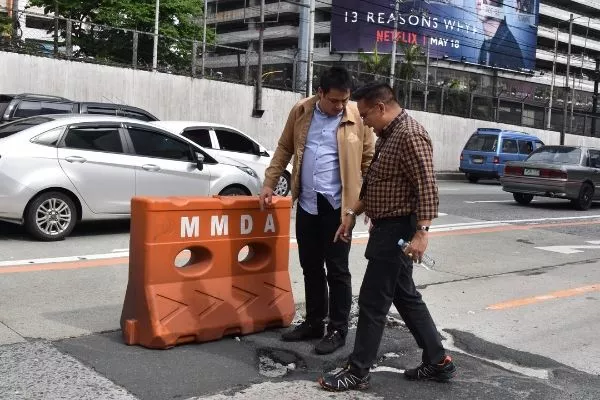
xmin=295 ymin=194 xmax=351 ymax=336
xmin=348 ymin=215 xmax=445 ymax=375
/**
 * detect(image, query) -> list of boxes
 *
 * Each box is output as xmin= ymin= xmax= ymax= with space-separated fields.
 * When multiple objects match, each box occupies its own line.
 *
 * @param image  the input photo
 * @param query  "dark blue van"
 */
xmin=459 ymin=128 xmax=544 ymax=183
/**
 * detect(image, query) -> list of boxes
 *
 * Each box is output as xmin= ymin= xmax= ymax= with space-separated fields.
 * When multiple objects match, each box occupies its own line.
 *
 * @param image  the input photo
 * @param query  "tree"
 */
xmin=397 ymin=44 xmax=422 ymax=82
xmin=357 ymin=44 xmax=391 ymax=82
xmin=28 ymin=0 xmax=213 ymax=72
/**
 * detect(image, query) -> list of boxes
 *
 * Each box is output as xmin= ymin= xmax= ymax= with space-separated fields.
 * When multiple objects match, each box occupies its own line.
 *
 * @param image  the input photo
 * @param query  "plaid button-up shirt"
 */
xmin=361 ymin=110 xmax=439 ymax=221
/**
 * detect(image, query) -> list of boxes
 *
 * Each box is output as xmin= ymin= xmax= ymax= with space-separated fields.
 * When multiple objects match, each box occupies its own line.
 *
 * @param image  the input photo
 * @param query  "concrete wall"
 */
xmin=0 ymin=52 xmax=300 ymax=151
xmin=3 ymin=52 xmax=600 ymax=172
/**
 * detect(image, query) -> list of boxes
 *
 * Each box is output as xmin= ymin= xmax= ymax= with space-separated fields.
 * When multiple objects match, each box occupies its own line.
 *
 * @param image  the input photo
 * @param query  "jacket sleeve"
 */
xmin=263 ymin=104 xmax=298 ymax=189
xmin=361 ymin=126 xmax=375 ymax=176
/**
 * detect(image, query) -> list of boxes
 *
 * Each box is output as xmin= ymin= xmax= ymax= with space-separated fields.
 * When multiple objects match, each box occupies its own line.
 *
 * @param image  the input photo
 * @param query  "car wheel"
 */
xmin=466 ymin=173 xmax=479 ymax=183
xmin=513 ymin=193 xmax=534 ymax=205
xmin=25 ymin=191 xmax=77 ymax=241
xmin=273 ymin=172 xmax=291 ymax=196
xmin=219 ymin=186 xmax=248 ymax=196
xmin=571 ymin=182 xmax=594 ymax=211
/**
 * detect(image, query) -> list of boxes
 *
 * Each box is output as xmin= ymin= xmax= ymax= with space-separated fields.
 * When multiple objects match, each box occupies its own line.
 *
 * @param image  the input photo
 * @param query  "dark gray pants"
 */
xmin=349 ymin=215 xmax=445 ymax=375
xmin=295 ymin=194 xmax=352 ymax=337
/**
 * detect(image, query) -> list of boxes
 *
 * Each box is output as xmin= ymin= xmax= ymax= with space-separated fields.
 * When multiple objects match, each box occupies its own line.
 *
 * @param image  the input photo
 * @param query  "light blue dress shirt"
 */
xmin=299 ymin=103 xmax=343 ymax=215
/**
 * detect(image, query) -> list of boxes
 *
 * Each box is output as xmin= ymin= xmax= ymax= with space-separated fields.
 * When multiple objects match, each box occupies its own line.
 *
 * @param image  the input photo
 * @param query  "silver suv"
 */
xmin=0 ymin=115 xmax=261 ymax=241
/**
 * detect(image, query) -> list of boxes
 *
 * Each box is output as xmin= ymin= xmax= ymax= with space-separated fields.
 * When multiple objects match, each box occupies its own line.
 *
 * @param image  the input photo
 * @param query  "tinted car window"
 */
xmin=119 ymin=110 xmax=156 ymax=122
xmin=128 ymin=127 xmax=193 ymax=161
xmin=0 ymin=116 xmax=55 ymax=138
xmin=501 ymin=139 xmax=518 ymax=154
xmin=183 ymin=129 xmax=213 ymax=148
xmin=588 ymin=150 xmax=600 ymax=168
xmin=0 ymin=96 xmax=12 ymax=117
xmin=527 ymin=147 xmax=582 ymax=164
xmin=518 ymin=140 xmax=534 ymax=154
xmin=86 ymin=107 xmax=117 ymax=116
xmin=14 ymin=100 xmax=42 ymax=118
xmin=31 ymin=127 xmax=64 ymax=147
xmin=42 ymin=102 xmax=75 ymax=114
xmin=63 ymin=126 xmax=124 ymax=153
xmin=214 ymin=129 xmax=256 ymax=154
xmin=464 ymin=134 xmax=498 ymax=152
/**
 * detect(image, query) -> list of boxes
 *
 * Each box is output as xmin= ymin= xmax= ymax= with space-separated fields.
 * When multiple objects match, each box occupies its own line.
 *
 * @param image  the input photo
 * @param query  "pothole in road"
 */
xmin=257 ymin=348 xmax=307 ymax=378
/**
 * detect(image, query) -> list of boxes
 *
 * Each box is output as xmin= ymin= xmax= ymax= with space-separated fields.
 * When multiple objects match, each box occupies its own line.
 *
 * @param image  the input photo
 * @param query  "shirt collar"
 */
xmin=305 ymin=95 xmax=356 ymax=124
xmin=380 ymin=110 xmax=406 ymax=138
xmin=315 ymin=101 xmax=343 ymax=118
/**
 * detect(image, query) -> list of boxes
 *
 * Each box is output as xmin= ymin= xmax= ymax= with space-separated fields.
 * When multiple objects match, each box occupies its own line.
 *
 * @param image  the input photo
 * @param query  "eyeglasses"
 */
xmin=360 ymin=104 xmax=379 ymax=120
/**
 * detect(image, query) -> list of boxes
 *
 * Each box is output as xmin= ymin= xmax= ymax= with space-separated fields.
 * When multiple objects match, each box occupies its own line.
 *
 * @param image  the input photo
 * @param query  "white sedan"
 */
xmin=152 ymin=121 xmax=293 ymax=196
xmin=0 ymin=115 xmax=261 ymax=241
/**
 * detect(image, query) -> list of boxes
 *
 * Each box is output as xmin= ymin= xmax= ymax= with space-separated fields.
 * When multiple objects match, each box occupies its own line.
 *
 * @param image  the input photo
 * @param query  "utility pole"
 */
xmin=201 ymin=0 xmax=208 ymax=77
xmin=152 ymin=0 xmax=160 ymax=71
xmin=306 ymin=0 xmax=315 ymax=97
xmin=389 ymin=0 xmax=399 ymax=87
xmin=297 ymin=0 xmax=310 ymax=92
xmin=593 ymin=58 xmax=599 ymax=136
xmin=423 ymin=37 xmax=430 ymax=111
xmin=53 ymin=0 xmax=59 ymax=56
xmin=253 ymin=0 xmax=265 ymax=116
xmin=561 ymin=14 xmax=573 ymax=144
xmin=547 ymin=27 xmax=558 ymax=130
xmin=12 ymin=0 xmax=19 ymax=40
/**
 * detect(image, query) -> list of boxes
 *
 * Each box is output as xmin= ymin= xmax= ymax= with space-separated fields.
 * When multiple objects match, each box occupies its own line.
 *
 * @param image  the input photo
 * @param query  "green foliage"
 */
xmin=358 ymin=44 xmax=391 ymax=80
xmin=28 ymin=0 xmax=213 ymax=71
xmin=397 ymin=44 xmax=422 ymax=81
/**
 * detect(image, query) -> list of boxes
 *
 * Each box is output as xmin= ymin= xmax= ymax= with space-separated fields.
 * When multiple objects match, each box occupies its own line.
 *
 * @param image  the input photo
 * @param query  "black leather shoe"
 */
xmin=281 ymin=321 xmax=325 ymax=342
xmin=314 ymin=330 xmax=345 ymax=354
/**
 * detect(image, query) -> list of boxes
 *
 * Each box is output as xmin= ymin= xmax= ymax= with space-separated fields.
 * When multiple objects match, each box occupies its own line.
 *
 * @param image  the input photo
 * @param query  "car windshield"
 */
xmin=0 ymin=116 xmax=56 ymax=139
xmin=464 ymin=134 xmax=498 ymax=152
xmin=526 ymin=147 xmax=582 ymax=164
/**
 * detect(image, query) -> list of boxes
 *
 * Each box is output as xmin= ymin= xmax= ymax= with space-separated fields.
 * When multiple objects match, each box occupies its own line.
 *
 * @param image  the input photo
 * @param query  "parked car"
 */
xmin=0 ymin=115 xmax=261 ymax=241
xmin=152 ymin=121 xmax=293 ymax=196
xmin=0 ymin=93 xmax=158 ymax=123
xmin=500 ymin=145 xmax=600 ymax=210
xmin=459 ymin=128 xmax=544 ymax=183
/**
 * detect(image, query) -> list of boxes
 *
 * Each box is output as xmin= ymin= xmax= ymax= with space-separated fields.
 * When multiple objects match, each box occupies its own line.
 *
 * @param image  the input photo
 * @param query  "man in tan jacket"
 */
xmin=260 ymin=67 xmax=374 ymax=355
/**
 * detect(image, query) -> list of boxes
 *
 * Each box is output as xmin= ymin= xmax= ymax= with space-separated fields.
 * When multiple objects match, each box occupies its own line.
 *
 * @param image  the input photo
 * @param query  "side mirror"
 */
xmin=258 ymin=146 xmax=269 ymax=157
xmin=195 ymin=152 xmax=205 ymax=171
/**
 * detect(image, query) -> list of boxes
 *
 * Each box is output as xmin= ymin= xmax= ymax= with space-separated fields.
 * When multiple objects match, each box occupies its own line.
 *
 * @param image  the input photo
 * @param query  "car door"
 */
xmin=123 ymin=125 xmax=212 ymax=197
xmin=57 ymin=123 xmax=135 ymax=214
xmin=212 ymin=128 xmax=266 ymax=178
xmin=499 ymin=138 xmax=520 ymax=174
xmin=588 ymin=149 xmax=600 ymax=195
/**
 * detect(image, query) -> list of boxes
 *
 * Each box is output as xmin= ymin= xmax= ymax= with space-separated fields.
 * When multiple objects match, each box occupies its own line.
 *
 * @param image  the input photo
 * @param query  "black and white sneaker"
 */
xmin=318 ymin=365 xmax=370 ymax=392
xmin=404 ymin=355 xmax=457 ymax=382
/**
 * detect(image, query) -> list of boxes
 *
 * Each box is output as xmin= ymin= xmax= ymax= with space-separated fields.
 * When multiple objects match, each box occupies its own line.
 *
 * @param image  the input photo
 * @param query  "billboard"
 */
xmin=330 ymin=0 xmax=540 ymax=72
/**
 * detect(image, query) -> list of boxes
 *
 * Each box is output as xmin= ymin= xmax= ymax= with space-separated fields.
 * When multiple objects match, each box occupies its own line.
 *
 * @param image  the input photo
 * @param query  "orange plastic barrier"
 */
xmin=120 ymin=195 xmax=295 ymax=349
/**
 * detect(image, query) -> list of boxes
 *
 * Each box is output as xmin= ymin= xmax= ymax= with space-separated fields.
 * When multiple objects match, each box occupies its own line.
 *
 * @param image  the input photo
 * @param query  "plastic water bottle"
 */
xmin=398 ymin=239 xmax=436 ymax=270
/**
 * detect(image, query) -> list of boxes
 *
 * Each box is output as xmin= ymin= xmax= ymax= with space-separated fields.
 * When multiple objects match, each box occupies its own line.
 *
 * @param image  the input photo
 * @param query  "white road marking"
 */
xmin=442 ymin=330 xmax=550 ymax=380
xmin=2 ymin=216 xmax=599 ymax=268
xmin=370 ymin=366 xmax=405 ymax=374
xmin=535 ymin=241 xmax=600 ymax=254
xmin=0 ymin=252 xmax=129 ymax=268
xmin=465 ymin=199 xmax=536 ymax=204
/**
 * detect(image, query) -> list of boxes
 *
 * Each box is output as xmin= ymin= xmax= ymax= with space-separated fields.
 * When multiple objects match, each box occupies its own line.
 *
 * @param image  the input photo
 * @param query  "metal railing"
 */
xmin=2 ymin=7 xmax=599 ymax=137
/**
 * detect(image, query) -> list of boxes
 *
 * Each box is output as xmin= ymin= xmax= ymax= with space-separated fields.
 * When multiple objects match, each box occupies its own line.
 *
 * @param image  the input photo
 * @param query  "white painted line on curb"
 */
xmin=0 ymin=252 xmax=129 ymax=268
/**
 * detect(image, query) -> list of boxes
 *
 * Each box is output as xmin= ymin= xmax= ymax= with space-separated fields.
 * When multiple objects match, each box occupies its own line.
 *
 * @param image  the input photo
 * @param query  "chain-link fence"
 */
xmin=2 ymin=7 xmax=599 ymax=137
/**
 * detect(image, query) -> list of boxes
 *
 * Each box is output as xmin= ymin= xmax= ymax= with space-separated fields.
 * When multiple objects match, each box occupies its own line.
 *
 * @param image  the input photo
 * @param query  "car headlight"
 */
xmin=236 ymin=166 xmax=258 ymax=178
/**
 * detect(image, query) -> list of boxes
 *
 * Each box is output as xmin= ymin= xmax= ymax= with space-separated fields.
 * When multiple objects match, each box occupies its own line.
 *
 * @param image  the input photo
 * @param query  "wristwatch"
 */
xmin=416 ymin=225 xmax=430 ymax=231
xmin=345 ymin=209 xmax=357 ymax=218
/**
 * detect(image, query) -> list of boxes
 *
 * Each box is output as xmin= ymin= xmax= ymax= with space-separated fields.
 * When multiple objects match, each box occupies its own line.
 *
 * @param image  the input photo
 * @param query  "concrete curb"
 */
xmin=435 ymin=172 xmax=465 ymax=181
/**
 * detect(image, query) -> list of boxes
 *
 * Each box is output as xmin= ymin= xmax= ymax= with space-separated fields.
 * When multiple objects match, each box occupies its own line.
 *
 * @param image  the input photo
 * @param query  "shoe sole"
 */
xmin=318 ymin=377 xmax=370 ymax=391
xmin=314 ymin=343 xmax=345 ymax=355
xmin=404 ymin=370 xmax=456 ymax=382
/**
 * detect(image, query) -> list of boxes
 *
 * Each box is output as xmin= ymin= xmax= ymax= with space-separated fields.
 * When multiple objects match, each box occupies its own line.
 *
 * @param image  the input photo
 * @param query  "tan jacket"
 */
xmin=263 ymin=95 xmax=375 ymax=214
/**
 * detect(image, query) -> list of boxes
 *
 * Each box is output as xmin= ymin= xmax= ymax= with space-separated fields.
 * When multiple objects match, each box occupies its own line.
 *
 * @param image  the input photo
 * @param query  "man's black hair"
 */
xmin=319 ymin=67 xmax=352 ymax=93
xmin=351 ymin=82 xmax=397 ymax=105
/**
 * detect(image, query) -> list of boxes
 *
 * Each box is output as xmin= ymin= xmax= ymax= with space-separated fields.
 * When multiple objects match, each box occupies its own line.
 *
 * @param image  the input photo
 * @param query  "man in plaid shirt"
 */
xmin=319 ymin=83 xmax=456 ymax=392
